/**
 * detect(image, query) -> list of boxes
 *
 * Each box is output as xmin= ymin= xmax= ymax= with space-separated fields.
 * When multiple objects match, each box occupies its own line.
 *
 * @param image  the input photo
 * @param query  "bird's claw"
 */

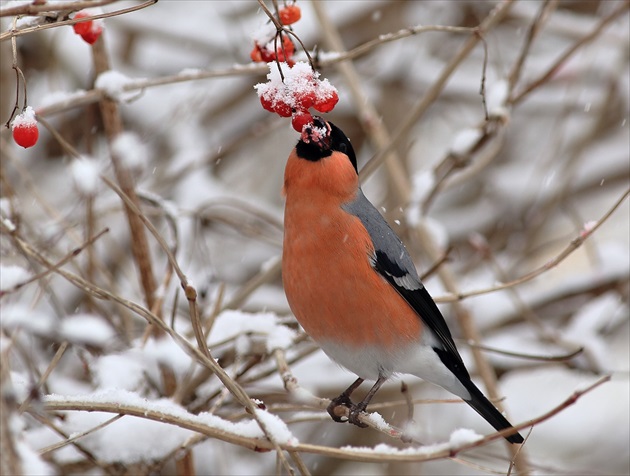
xmin=327 ymin=394 xmax=353 ymax=422
xmin=327 ymin=395 xmax=369 ymax=428
xmin=348 ymin=405 xmax=368 ymax=428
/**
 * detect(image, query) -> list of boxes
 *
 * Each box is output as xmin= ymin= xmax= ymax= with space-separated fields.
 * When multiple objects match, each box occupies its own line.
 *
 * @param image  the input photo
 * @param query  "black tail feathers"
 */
xmin=463 ymin=380 xmax=524 ymax=444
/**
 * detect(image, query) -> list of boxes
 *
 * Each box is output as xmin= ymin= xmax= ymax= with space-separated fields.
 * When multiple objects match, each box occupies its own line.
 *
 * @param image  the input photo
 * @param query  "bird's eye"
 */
xmin=339 ymin=143 xmax=347 ymax=154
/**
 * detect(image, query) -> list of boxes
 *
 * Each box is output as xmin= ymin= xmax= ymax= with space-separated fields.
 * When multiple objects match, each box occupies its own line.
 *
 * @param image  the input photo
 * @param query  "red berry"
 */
xmin=12 ymin=109 xmax=39 ymax=149
xmin=314 ymin=90 xmax=339 ymax=113
xmin=250 ymin=44 xmax=263 ymax=62
xmin=80 ymin=23 xmax=102 ymax=45
xmin=72 ymin=10 xmax=103 ymax=44
xmin=276 ymin=35 xmax=295 ymax=62
xmin=12 ymin=124 xmax=39 ymax=148
xmin=274 ymin=99 xmax=293 ymax=117
xmin=260 ymin=95 xmax=275 ymax=112
xmin=73 ymin=11 xmax=92 ymax=35
xmin=252 ymin=36 xmax=296 ymax=65
xmin=295 ymin=89 xmax=316 ymax=109
xmin=279 ymin=5 xmax=301 ymax=25
xmin=259 ymin=45 xmax=276 ymax=63
xmin=291 ymin=110 xmax=313 ymax=132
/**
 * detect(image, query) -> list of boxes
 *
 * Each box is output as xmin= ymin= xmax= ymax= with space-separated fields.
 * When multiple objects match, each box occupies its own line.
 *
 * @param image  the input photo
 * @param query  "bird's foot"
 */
xmin=347 ymin=403 xmax=368 ymax=428
xmin=326 ymin=393 xmax=354 ymax=423
xmin=327 ymin=394 xmax=369 ymax=428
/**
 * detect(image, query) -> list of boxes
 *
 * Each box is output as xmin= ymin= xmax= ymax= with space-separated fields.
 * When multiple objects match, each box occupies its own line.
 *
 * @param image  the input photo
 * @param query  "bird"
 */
xmin=281 ymin=116 xmax=524 ymax=444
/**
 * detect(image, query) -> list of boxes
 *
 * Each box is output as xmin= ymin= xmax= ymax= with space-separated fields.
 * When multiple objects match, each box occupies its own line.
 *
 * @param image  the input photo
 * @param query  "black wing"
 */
xmin=343 ymin=189 xmax=470 ymax=381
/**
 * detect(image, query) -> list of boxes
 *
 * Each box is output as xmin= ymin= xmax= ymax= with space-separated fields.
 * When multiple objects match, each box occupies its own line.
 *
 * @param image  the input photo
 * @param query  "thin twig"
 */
xmin=360 ymin=0 xmax=516 ymax=182
xmin=1 ymin=0 xmax=118 ymax=18
xmin=38 ymin=414 xmax=123 ymax=455
xmin=510 ymin=1 xmax=630 ymax=105
xmin=311 ymin=0 xmax=411 ymax=204
xmin=465 ymin=341 xmax=584 ymax=362
xmin=0 ymin=228 xmax=109 ymax=297
xmin=33 ymin=22 xmax=497 ymax=120
xmin=91 ymin=31 xmax=158 ymax=324
xmin=18 ymin=341 xmax=68 ymax=414
xmin=0 ymin=0 xmax=158 ymax=41
xmin=507 ymin=0 xmax=560 ymax=92
xmin=434 ymin=188 xmax=629 ymax=303
xmin=4 ymin=222 xmax=295 ymax=474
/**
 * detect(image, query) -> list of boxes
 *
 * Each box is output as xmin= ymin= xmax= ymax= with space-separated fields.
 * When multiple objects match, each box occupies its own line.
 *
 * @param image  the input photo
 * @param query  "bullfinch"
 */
xmin=282 ymin=116 xmax=524 ymax=444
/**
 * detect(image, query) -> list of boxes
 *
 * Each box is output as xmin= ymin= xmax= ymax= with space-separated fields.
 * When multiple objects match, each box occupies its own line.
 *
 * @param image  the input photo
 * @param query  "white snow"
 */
xmin=208 ymin=310 xmax=297 ymax=353
xmin=254 ymin=61 xmax=338 ymax=110
xmin=2 ymin=217 xmax=16 ymax=232
xmin=59 ymin=313 xmax=116 ymax=346
xmin=15 ymin=439 xmax=56 ymax=476
xmin=94 ymin=71 xmax=136 ymax=100
xmin=365 ymin=412 xmax=391 ymax=431
xmin=93 ymin=353 xmax=146 ymax=390
xmin=341 ymin=441 xmax=450 ymax=456
xmin=0 ymin=197 xmax=11 ymax=216
xmin=254 ymin=408 xmax=299 ymax=446
xmin=486 ymin=79 xmax=510 ymax=117
xmin=140 ymin=335 xmax=196 ymax=376
xmin=1 ymin=304 xmax=55 ymax=335
xmin=0 ymin=265 xmax=30 ymax=291
xmin=42 ymin=388 xmax=297 ymax=462
xmin=450 ymin=127 xmax=483 ymax=156
xmin=70 ymin=157 xmax=100 ymax=196
xmin=51 ymin=392 xmax=196 ymax=465
xmin=111 ymin=132 xmax=148 ymax=171
xmin=448 ymin=427 xmax=483 ymax=447
xmin=11 ymin=106 xmax=37 ymax=129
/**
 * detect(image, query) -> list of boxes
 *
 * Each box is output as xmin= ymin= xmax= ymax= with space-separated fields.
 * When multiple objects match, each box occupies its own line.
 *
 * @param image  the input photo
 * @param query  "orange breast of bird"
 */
xmin=282 ymin=150 xmax=423 ymax=350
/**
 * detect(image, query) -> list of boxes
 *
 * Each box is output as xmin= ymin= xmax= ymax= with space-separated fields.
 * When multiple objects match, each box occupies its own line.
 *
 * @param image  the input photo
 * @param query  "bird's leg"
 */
xmin=327 ymin=377 xmax=364 ymax=423
xmin=347 ymin=376 xmax=387 ymax=428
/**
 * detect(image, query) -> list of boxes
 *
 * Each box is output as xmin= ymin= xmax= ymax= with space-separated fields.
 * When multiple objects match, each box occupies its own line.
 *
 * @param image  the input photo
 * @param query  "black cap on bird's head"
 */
xmin=295 ymin=116 xmax=358 ymax=173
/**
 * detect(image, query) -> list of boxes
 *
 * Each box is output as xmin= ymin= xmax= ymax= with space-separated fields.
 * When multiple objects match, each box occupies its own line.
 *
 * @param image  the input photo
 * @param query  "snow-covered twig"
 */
xmin=34 ymin=375 xmax=609 ymax=463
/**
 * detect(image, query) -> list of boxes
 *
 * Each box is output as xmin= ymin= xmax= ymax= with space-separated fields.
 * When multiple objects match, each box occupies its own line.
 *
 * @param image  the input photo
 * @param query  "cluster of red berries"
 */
xmin=11 ymin=106 xmax=39 ymax=149
xmin=255 ymin=62 xmax=339 ymax=132
xmin=252 ymin=3 xmax=339 ymax=132
xmin=250 ymin=34 xmax=295 ymax=67
xmin=250 ymin=4 xmax=301 ymax=67
xmin=72 ymin=10 xmax=103 ymax=45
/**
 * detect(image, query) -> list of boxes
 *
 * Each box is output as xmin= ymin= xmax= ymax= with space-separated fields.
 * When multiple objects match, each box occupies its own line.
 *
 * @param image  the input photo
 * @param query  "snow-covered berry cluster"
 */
xmin=72 ymin=10 xmax=104 ymax=45
xmin=251 ymin=3 xmax=339 ymax=132
xmin=255 ymin=62 xmax=339 ymax=132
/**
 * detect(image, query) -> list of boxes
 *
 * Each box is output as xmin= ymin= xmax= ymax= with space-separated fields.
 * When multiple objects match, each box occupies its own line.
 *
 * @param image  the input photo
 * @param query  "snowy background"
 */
xmin=1 ymin=1 xmax=629 ymax=475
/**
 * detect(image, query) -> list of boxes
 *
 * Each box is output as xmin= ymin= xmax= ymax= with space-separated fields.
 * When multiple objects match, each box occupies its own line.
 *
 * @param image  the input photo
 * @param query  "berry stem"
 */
xmin=256 ymin=0 xmax=283 ymax=30
xmin=282 ymin=29 xmax=316 ymax=73
xmin=272 ymin=33 xmax=285 ymax=83
xmin=257 ymin=0 xmax=316 ymax=79
xmin=5 ymin=16 xmax=29 ymax=128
